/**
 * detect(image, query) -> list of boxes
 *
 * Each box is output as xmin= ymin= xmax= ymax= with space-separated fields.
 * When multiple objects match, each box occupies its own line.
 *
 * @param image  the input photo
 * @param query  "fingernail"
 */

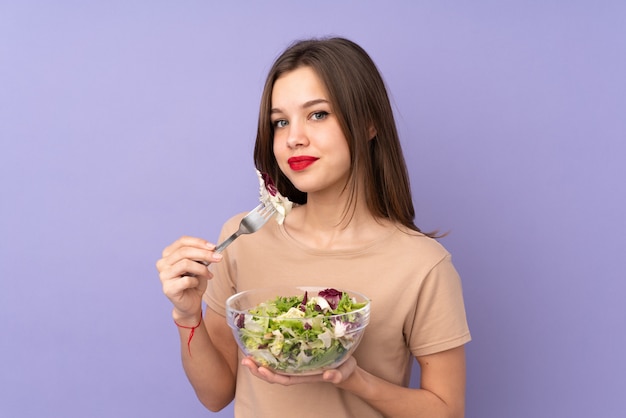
xmin=213 ymin=253 xmax=223 ymax=261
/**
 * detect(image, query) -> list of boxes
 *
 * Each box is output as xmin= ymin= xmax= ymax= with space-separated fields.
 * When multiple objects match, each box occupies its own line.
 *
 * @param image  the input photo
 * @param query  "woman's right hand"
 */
xmin=156 ymin=236 xmax=223 ymax=323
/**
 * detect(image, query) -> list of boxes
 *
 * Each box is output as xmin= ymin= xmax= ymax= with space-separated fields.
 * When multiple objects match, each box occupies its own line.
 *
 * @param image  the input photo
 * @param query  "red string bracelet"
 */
xmin=174 ymin=314 xmax=203 ymax=357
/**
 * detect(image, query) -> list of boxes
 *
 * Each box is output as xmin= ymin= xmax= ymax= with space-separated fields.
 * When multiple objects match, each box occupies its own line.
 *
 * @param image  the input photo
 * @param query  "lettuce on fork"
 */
xmin=257 ymin=169 xmax=293 ymax=225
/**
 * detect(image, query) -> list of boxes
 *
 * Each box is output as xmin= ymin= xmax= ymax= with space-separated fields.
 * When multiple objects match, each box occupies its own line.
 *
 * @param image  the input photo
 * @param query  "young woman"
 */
xmin=157 ymin=37 xmax=471 ymax=418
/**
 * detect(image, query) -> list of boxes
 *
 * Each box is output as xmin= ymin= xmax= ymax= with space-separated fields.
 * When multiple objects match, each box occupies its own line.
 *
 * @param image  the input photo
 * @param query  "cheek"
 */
xmin=272 ymin=130 xmax=285 ymax=152
xmin=272 ymin=139 xmax=289 ymax=168
xmin=273 ymin=128 xmax=293 ymax=151
xmin=329 ymin=138 xmax=351 ymax=164
xmin=272 ymin=138 xmax=282 ymax=159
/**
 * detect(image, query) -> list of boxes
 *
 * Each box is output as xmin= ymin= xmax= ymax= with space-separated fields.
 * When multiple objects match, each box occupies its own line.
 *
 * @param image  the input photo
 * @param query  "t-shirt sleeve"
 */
xmin=407 ymin=254 xmax=471 ymax=357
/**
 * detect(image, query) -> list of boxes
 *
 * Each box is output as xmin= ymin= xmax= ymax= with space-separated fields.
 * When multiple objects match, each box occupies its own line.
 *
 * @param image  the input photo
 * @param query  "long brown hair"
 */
xmin=254 ymin=37 xmax=427 ymax=234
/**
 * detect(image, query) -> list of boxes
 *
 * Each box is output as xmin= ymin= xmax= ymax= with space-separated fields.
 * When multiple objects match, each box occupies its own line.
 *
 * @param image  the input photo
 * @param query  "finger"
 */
xmin=322 ymin=357 xmax=357 ymax=384
xmin=258 ymin=367 xmax=323 ymax=385
xmin=322 ymin=369 xmax=343 ymax=384
xmin=160 ymin=258 xmax=213 ymax=282
xmin=162 ymin=274 xmax=200 ymax=297
xmin=162 ymin=236 xmax=215 ymax=258
xmin=160 ymin=247 xmax=219 ymax=271
xmin=158 ymin=247 xmax=221 ymax=276
xmin=167 ymin=275 xmax=208 ymax=298
xmin=241 ymin=359 xmax=277 ymax=381
xmin=241 ymin=358 xmax=323 ymax=385
xmin=176 ymin=246 xmax=222 ymax=267
xmin=244 ymin=363 xmax=288 ymax=385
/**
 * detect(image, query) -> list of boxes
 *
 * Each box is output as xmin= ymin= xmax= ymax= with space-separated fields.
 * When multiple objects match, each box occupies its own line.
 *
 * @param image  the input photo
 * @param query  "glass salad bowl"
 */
xmin=225 ymin=285 xmax=370 ymax=376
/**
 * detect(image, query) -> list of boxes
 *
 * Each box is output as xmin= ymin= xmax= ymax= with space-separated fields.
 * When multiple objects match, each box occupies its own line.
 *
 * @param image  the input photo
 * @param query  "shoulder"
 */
xmin=391 ymin=224 xmax=452 ymax=261
xmin=219 ymin=211 xmax=247 ymax=233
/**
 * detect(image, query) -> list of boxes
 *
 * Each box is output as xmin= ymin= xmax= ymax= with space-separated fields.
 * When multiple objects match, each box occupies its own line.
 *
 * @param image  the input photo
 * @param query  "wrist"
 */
xmin=173 ymin=310 xmax=204 ymax=357
xmin=172 ymin=308 xmax=203 ymax=327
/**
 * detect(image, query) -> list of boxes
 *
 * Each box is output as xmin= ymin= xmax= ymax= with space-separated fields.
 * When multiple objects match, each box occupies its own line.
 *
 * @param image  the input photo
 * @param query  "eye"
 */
xmin=273 ymin=119 xmax=288 ymax=128
xmin=311 ymin=111 xmax=329 ymax=121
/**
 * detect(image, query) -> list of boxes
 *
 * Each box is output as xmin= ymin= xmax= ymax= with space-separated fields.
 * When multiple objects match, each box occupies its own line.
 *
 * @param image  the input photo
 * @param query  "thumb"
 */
xmin=322 ymin=369 xmax=343 ymax=384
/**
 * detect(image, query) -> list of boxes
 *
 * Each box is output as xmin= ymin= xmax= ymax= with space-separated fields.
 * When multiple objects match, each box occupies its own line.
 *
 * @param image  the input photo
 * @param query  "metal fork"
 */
xmin=213 ymin=203 xmax=277 ymax=253
xmin=191 ymin=203 xmax=277 ymax=272
xmin=192 ymin=203 xmax=276 ymax=271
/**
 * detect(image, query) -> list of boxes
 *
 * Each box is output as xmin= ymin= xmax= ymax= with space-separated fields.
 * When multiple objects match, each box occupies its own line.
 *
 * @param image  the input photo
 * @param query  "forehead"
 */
xmin=271 ymin=66 xmax=330 ymax=106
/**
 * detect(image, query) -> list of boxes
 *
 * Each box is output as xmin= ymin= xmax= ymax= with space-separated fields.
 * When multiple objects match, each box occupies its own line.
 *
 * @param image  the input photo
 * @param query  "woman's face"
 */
xmin=271 ymin=66 xmax=351 ymax=197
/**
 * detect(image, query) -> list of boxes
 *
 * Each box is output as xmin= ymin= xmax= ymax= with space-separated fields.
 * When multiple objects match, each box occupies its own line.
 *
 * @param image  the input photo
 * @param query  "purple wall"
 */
xmin=1 ymin=1 xmax=625 ymax=417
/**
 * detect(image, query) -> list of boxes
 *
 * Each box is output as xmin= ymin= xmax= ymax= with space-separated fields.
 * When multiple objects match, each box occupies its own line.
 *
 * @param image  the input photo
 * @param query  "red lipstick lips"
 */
xmin=288 ymin=156 xmax=318 ymax=171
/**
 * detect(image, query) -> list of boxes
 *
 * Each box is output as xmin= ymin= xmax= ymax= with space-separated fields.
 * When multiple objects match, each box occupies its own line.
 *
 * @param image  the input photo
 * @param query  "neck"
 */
xmin=284 ymin=191 xmax=389 ymax=250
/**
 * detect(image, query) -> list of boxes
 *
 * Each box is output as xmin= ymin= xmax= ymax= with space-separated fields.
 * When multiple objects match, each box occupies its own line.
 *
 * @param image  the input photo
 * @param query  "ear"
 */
xmin=368 ymin=125 xmax=377 ymax=140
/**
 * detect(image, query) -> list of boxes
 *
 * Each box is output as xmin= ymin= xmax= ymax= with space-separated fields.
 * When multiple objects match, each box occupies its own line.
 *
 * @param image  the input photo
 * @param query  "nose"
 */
xmin=285 ymin=121 xmax=309 ymax=149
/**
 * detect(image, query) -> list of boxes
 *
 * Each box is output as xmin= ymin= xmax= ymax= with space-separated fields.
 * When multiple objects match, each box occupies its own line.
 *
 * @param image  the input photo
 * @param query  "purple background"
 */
xmin=1 ymin=1 xmax=625 ymax=417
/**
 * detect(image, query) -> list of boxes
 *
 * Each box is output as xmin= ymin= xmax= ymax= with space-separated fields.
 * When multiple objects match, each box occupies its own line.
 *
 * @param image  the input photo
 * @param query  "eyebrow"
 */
xmin=270 ymin=98 xmax=330 ymax=115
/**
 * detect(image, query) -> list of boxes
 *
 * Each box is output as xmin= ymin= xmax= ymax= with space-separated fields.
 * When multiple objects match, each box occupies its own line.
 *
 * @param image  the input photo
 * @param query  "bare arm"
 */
xmin=175 ymin=307 xmax=239 ymax=411
xmin=244 ymin=345 xmax=466 ymax=418
xmin=336 ymin=346 xmax=466 ymax=418
xmin=157 ymin=236 xmax=239 ymax=412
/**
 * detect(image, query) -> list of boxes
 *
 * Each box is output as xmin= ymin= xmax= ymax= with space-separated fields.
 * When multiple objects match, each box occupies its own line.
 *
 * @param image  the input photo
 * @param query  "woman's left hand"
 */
xmin=241 ymin=356 xmax=357 ymax=386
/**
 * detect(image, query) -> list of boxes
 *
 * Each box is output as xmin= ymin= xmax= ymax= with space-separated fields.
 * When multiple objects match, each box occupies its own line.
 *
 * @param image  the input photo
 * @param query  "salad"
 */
xmin=232 ymin=288 xmax=369 ymax=374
